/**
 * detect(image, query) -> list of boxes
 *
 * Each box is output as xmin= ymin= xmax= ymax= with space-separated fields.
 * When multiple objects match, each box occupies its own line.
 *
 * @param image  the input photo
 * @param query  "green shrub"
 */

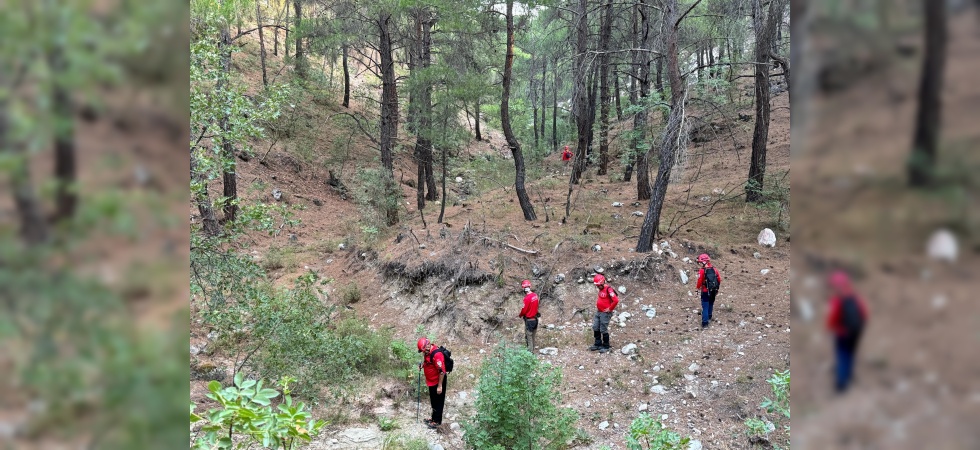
xmin=744 ymin=370 xmax=790 ymax=448
xmin=340 ymin=282 xmax=361 ymax=305
xmin=625 ymin=414 xmax=690 ymax=450
xmin=191 ymin=373 xmax=325 ymax=449
xmin=381 ymin=434 xmax=430 ymax=450
xmin=462 ymin=343 xmax=578 ymax=450
xmin=378 ymin=416 xmax=398 ymax=432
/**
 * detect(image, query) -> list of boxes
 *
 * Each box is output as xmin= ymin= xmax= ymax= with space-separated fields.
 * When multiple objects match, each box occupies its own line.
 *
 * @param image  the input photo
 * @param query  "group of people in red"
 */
xmin=416 ymin=253 xmax=868 ymax=429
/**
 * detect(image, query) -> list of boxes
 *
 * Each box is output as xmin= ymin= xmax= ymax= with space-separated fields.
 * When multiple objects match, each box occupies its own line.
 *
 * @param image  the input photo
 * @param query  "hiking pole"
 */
xmin=416 ymin=366 xmax=422 ymax=424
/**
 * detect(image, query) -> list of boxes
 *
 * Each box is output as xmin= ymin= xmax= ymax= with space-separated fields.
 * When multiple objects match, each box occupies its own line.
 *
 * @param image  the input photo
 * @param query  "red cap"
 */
xmin=593 ymin=274 xmax=606 ymax=285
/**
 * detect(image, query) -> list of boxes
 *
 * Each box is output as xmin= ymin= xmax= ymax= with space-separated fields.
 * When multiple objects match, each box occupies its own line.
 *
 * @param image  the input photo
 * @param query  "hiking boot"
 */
xmin=598 ymin=346 xmax=610 ymax=353
xmin=588 ymin=330 xmax=602 ymax=351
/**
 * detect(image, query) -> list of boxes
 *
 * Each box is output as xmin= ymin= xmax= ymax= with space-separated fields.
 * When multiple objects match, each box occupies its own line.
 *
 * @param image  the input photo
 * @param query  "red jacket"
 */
xmin=595 ymin=285 xmax=619 ymax=312
xmin=422 ymin=347 xmax=447 ymax=386
xmin=561 ymin=149 xmax=572 ymax=161
xmin=519 ymin=292 xmax=540 ymax=319
xmin=695 ymin=264 xmax=722 ymax=293
xmin=826 ymin=294 xmax=869 ymax=337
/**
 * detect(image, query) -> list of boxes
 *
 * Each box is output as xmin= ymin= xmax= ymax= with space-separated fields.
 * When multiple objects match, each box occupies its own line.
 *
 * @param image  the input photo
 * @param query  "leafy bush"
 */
xmin=744 ymin=370 xmax=790 ymax=448
xmin=378 ymin=416 xmax=398 ymax=432
xmin=462 ymin=343 xmax=578 ymax=450
xmin=625 ymin=414 xmax=690 ymax=450
xmin=191 ymin=373 xmax=325 ymax=449
xmin=340 ymin=282 xmax=361 ymax=305
xmin=381 ymin=434 xmax=430 ymax=450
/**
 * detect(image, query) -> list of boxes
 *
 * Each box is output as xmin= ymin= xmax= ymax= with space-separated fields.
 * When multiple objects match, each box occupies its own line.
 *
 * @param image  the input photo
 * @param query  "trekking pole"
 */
xmin=416 ymin=366 xmax=422 ymax=423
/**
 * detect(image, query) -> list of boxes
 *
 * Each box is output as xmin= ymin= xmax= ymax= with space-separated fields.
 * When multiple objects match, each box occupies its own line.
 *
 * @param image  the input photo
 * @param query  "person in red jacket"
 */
xmin=561 ymin=145 xmax=572 ymax=163
xmin=695 ymin=254 xmax=723 ymax=328
xmin=825 ymin=270 xmax=868 ymax=393
xmin=417 ymin=338 xmax=447 ymax=428
xmin=518 ymin=280 xmax=540 ymax=352
xmin=589 ymin=274 xmax=619 ymax=353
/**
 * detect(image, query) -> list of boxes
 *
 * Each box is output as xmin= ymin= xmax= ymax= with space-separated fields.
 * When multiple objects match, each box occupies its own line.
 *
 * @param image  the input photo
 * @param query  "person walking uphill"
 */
xmin=589 ymin=274 xmax=619 ymax=353
xmin=825 ymin=270 xmax=868 ymax=393
xmin=695 ymin=254 xmax=722 ymax=328
xmin=418 ymin=338 xmax=448 ymax=428
xmin=518 ymin=280 xmax=540 ymax=352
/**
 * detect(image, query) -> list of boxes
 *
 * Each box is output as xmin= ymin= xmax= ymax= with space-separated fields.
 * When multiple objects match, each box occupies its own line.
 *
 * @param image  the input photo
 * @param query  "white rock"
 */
xmin=338 ymin=243 xmax=346 ymax=250
xmin=619 ymin=312 xmax=632 ymax=321
xmin=207 ymin=330 xmax=219 ymax=341
xmin=758 ymin=228 xmax=777 ymax=247
xmin=753 ymin=252 xmax=762 ymax=259
xmin=190 ymin=345 xmax=201 ymax=356
xmin=585 ymin=401 xmax=591 ymax=408
xmin=927 ymin=228 xmax=958 ymax=262
xmin=577 ymin=277 xmax=586 ymax=284
xmin=612 ymin=202 xmax=624 ymax=207
xmin=272 ymin=188 xmax=283 ymax=201
xmin=679 ymin=270 xmax=689 ymax=284
xmin=632 ymin=211 xmax=644 ymax=217
xmin=688 ymin=439 xmax=703 ymax=450
xmin=592 ymin=244 xmax=602 ymax=252
xmin=595 ymin=266 xmax=605 ymax=273
xmin=455 ymin=176 xmax=463 ymax=183
xmin=555 ymin=273 xmax=565 ymax=283
xmin=449 ymin=423 xmax=460 ymax=431
xmin=760 ymin=269 xmax=770 ymax=275
xmin=650 ymin=385 xmax=668 ymax=395
xmin=688 ymin=363 xmax=700 ymax=372
xmin=618 ymin=286 xmax=627 ymax=294
xmin=797 ymin=297 xmax=814 ymax=322
xmin=639 ymin=403 xmax=648 ymax=412
xmin=578 ymin=365 xmax=585 ymax=370
xmin=684 ymin=374 xmax=696 ymax=382
xmin=646 ymin=308 xmax=656 ymax=318
xmin=682 ymin=257 xmax=691 ymax=263
xmin=932 ymin=295 xmax=947 ymax=309
xmin=667 ymin=251 xmax=678 ymax=258
xmin=622 ymin=343 xmax=638 ymax=355
xmin=430 ymin=444 xmax=446 ymax=450
xmin=652 ymin=365 xmax=661 ymax=371
xmin=458 ymin=391 xmax=468 ymax=400
xmin=598 ymin=421 xmax=609 ymax=430
xmin=539 ymin=347 xmax=558 ymax=355
xmin=660 ymin=241 xmax=672 ymax=251
xmin=685 ymin=385 xmax=698 ymax=399
xmin=338 ymin=428 xmax=380 ymax=445
xmin=712 ymin=188 xmax=724 ymax=195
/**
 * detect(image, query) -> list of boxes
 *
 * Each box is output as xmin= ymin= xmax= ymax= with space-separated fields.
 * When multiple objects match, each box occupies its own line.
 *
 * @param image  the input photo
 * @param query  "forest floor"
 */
xmin=791 ymin=13 xmax=980 ymax=450
xmin=189 ymin=33 xmax=792 ymax=449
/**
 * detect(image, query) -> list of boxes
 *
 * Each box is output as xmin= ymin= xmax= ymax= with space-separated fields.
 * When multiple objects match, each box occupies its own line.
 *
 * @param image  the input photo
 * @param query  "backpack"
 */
xmin=839 ymin=296 xmax=865 ymax=339
xmin=704 ymin=267 xmax=720 ymax=294
xmin=432 ymin=346 xmax=454 ymax=373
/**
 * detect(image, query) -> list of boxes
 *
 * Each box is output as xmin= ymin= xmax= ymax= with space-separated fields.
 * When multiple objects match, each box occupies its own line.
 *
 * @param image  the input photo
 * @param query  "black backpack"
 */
xmin=840 ymin=296 xmax=865 ymax=339
xmin=432 ymin=346 xmax=454 ymax=373
xmin=704 ymin=267 xmax=720 ymax=294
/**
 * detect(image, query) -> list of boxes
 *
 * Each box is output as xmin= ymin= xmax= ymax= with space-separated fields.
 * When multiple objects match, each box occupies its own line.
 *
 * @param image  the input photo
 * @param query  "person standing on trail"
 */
xmin=695 ymin=254 xmax=722 ymax=328
xmin=418 ymin=338 xmax=448 ymax=428
xmin=589 ymin=274 xmax=619 ymax=353
xmin=825 ymin=270 xmax=868 ymax=393
xmin=561 ymin=145 xmax=572 ymax=173
xmin=518 ymin=279 xmax=540 ymax=352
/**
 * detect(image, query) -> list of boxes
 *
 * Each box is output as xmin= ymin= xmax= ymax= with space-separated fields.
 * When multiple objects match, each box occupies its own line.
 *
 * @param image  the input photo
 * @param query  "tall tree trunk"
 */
xmin=655 ymin=56 xmax=664 ymax=94
xmin=284 ymin=1 xmax=289 ymax=58
xmin=502 ymin=0 xmax=536 ymax=220
xmin=745 ymin=0 xmax=783 ymax=202
xmin=379 ymin=10 xmax=399 ymax=225
xmin=597 ymin=0 xmax=613 ymax=176
xmin=293 ymin=0 xmax=305 ymax=78
xmin=474 ymin=97 xmax=482 ymax=141
xmin=623 ymin=1 xmax=641 ymax=183
xmin=257 ymin=1 xmax=268 ymax=87
xmin=707 ymin=44 xmax=714 ymax=79
xmin=541 ymin=59 xmax=547 ymax=140
xmin=49 ymin=45 xmax=77 ymax=222
xmin=552 ymin=56 xmax=558 ymax=152
xmin=636 ymin=0 xmax=684 ymax=252
xmin=532 ymin=62 xmax=539 ymax=149
xmin=570 ymin=0 xmax=590 ymax=185
xmin=614 ymin=69 xmax=623 ymax=121
xmin=634 ymin=0 xmax=653 ymax=200
xmin=218 ymin=25 xmax=238 ymax=222
xmin=411 ymin=11 xmax=438 ymax=204
xmin=342 ymin=44 xmax=350 ymax=107
xmin=909 ymin=0 xmax=947 ymax=187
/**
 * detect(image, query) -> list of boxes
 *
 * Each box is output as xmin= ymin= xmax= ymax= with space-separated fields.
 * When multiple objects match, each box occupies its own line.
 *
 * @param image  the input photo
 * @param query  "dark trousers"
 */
xmin=524 ymin=318 xmax=538 ymax=351
xmin=700 ymin=290 xmax=718 ymax=325
xmin=428 ymin=376 xmax=448 ymax=424
xmin=835 ymin=334 xmax=861 ymax=392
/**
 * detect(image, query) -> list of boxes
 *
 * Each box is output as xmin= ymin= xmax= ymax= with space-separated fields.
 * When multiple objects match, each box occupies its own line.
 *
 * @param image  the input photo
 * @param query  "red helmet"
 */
xmin=697 ymin=254 xmax=711 ymax=264
xmin=521 ymin=280 xmax=532 ymax=289
xmin=417 ymin=337 xmax=430 ymax=353
xmin=593 ymin=274 xmax=606 ymax=285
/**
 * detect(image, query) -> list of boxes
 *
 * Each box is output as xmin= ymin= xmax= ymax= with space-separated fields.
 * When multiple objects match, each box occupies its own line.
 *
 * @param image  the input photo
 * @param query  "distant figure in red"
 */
xmin=695 ymin=254 xmax=722 ymax=328
xmin=561 ymin=145 xmax=572 ymax=162
xmin=518 ymin=279 xmax=540 ymax=351
xmin=825 ymin=270 xmax=868 ymax=393
xmin=418 ymin=338 xmax=447 ymax=428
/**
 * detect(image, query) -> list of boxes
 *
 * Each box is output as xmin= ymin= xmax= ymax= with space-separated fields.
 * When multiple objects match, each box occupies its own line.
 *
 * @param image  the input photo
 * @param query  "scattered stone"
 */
xmin=312 ymin=199 xmax=323 ymax=206
xmin=753 ymin=252 xmax=762 ymax=259
xmin=699 ymin=196 xmax=711 ymax=202
xmin=646 ymin=308 xmax=656 ymax=318
xmin=449 ymin=423 xmax=460 ymax=431
xmin=758 ymin=228 xmax=777 ymax=247
xmin=430 ymin=444 xmax=446 ymax=450
xmin=927 ymin=228 xmax=958 ymax=262
xmin=688 ymin=363 xmax=700 ymax=373
xmin=619 ymin=312 xmax=632 ymax=322
xmin=761 ymin=269 xmax=770 ymax=275
xmin=682 ymin=257 xmax=691 ymax=263
xmin=555 ymin=273 xmax=565 ymax=283
xmin=458 ymin=391 xmax=468 ymax=401
xmin=618 ymin=285 xmax=627 ymax=294
xmin=684 ymin=374 xmax=696 ymax=382
xmin=613 ymin=202 xmax=624 ymax=207
xmin=632 ymin=211 xmax=644 ymax=217
xmin=632 ymin=202 xmax=641 ymax=207
xmin=338 ymin=243 xmax=346 ymax=250
xmin=598 ymin=421 xmax=609 ymax=430
xmin=419 ymin=244 xmax=426 ymax=249
xmin=688 ymin=439 xmax=703 ymax=450
xmin=594 ymin=266 xmax=605 ymax=273
xmin=652 ymin=365 xmax=661 ymax=371
xmin=660 ymin=241 xmax=672 ymax=251
xmin=650 ymin=385 xmax=668 ymax=395
xmin=455 ymin=177 xmax=463 ymax=183
xmin=667 ymin=251 xmax=678 ymax=258
xmin=547 ymin=324 xmax=556 ymax=329
xmin=685 ymin=385 xmax=698 ymax=399
xmin=190 ymin=345 xmax=201 ymax=356
xmin=639 ymin=403 xmax=648 ymax=412
xmin=272 ymin=188 xmax=283 ymax=201
xmin=622 ymin=343 xmax=638 ymax=355
xmin=289 ymin=233 xmax=298 ymax=243
xmin=577 ymin=277 xmax=586 ymax=284
xmin=592 ymin=244 xmax=602 ymax=252
xmin=679 ymin=270 xmax=689 ymax=284
xmin=712 ymin=188 xmax=724 ymax=195
xmin=207 ymin=331 xmax=219 ymax=341
xmin=539 ymin=347 xmax=558 ymax=356
xmin=579 ymin=365 xmax=585 ymax=370
xmin=337 ymin=428 xmax=380 ymax=445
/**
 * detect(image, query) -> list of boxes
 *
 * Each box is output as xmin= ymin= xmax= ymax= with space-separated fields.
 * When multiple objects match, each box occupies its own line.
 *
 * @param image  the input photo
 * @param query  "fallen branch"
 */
xmin=481 ymin=236 xmax=538 ymax=255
